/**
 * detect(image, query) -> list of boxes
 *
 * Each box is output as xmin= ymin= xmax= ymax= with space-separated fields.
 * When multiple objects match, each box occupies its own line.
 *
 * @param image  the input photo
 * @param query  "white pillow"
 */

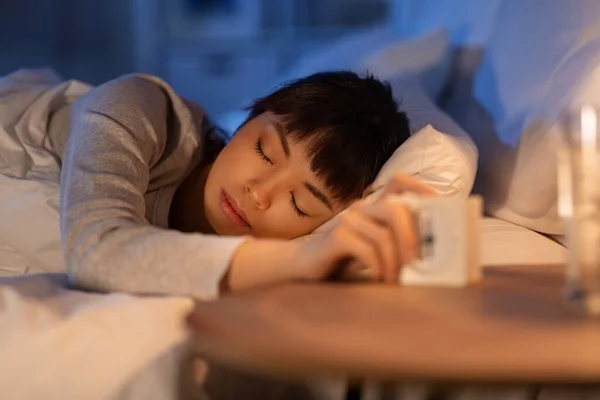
xmin=372 ymin=77 xmax=477 ymax=196
xmin=475 ymin=0 xmax=600 ymax=147
xmin=358 ymin=29 xmax=452 ymax=100
xmin=392 ymin=0 xmax=501 ymax=46
xmin=276 ymin=26 xmax=401 ymax=84
xmin=470 ymin=0 xmax=600 ymax=235
xmin=215 ymin=29 xmax=453 ymax=134
xmin=279 ymin=28 xmax=452 ymax=100
xmin=315 ymin=78 xmax=478 ymax=233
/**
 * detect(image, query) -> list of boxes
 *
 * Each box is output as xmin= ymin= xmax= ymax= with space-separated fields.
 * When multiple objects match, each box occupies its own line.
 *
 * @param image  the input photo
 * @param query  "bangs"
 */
xmin=283 ymin=118 xmax=394 ymax=204
xmin=245 ymin=71 xmax=411 ymax=204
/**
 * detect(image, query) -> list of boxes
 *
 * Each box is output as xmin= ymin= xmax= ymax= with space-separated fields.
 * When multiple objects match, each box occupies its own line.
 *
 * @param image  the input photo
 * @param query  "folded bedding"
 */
xmin=0 ymin=274 xmax=194 ymax=400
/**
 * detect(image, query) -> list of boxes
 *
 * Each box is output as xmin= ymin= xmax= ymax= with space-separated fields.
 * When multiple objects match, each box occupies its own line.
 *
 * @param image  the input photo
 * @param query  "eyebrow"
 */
xmin=304 ymin=182 xmax=333 ymax=211
xmin=272 ymin=121 xmax=290 ymax=158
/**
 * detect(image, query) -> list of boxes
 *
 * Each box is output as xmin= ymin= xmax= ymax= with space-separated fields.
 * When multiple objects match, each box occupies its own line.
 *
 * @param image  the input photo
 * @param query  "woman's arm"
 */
xmin=60 ymin=74 xmax=433 ymax=298
xmin=60 ymin=74 xmax=250 ymax=299
xmin=223 ymin=174 xmax=437 ymax=292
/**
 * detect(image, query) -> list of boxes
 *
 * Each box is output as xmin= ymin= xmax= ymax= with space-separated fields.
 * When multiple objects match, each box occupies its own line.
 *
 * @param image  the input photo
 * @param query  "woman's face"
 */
xmin=203 ymin=112 xmax=348 ymax=239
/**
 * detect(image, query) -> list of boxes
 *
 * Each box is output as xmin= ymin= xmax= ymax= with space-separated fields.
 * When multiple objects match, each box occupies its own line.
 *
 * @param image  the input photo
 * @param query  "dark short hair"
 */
xmin=245 ymin=71 xmax=410 ymax=204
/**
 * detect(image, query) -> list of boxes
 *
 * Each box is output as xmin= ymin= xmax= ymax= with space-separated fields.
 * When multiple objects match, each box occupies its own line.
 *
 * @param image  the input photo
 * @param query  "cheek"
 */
xmin=212 ymin=142 xmax=254 ymax=178
xmin=205 ymin=140 xmax=262 ymax=214
xmin=253 ymin=206 xmax=329 ymax=239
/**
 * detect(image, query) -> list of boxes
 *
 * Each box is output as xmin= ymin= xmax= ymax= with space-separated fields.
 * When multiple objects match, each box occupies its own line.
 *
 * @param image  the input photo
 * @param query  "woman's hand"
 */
xmin=291 ymin=173 xmax=436 ymax=283
xmin=225 ymin=173 xmax=436 ymax=293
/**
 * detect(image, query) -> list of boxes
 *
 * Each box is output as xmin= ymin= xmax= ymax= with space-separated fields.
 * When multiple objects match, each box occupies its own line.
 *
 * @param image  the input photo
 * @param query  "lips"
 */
xmin=220 ymin=190 xmax=250 ymax=227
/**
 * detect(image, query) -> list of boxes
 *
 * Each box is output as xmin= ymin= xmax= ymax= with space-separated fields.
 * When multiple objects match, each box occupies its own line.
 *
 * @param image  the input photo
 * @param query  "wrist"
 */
xmin=225 ymin=237 xmax=308 ymax=292
xmin=280 ymin=238 xmax=313 ymax=281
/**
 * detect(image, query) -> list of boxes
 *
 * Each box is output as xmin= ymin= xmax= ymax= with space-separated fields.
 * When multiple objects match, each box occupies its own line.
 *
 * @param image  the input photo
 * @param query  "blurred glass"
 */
xmin=558 ymin=105 xmax=600 ymax=316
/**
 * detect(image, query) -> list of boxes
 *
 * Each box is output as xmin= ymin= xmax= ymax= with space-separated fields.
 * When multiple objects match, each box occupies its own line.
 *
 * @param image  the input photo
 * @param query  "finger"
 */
xmin=362 ymin=201 xmax=419 ymax=267
xmin=379 ymin=173 xmax=437 ymax=198
xmin=383 ymin=201 xmax=420 ymax=264
xmin=337 ymin=259 xmax=374 ymax=282
xmin=342 ymin=209 xmax=398 ymax=284
xmin=330 ymin=226 xmax=384 ymax=281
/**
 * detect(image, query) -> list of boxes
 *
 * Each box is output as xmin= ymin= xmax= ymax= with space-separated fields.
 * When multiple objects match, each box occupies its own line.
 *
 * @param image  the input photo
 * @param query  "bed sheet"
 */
xmin=480 ymin=217 xmax=565 ymax=266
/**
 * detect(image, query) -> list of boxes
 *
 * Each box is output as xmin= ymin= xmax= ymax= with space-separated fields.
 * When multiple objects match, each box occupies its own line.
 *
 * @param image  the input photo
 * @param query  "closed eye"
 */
xmin=254 ymin=139 xmax=272 ymax=164
xmin=290 ymin=192 xmax=308 ymax=218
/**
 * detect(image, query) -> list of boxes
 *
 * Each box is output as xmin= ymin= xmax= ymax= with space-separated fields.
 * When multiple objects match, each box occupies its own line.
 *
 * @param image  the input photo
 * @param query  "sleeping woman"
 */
xmin=53 ymin=70 xmax=434 ymax=298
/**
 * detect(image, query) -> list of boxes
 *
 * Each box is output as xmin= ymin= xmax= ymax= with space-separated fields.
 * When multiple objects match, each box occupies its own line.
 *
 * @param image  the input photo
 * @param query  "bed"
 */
xmin=3 ymin=0 xmax=595 ymax=399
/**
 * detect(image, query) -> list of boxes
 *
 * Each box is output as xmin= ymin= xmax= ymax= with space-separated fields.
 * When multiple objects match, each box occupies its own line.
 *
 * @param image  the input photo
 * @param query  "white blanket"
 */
xmin=0 ymin=274 xmax=196 ymax=400
xmin=0 ymin=69 xmax=90 ymax=276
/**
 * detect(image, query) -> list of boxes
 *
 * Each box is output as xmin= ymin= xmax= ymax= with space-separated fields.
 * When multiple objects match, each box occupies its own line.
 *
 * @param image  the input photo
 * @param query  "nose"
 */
xmin=245 ymin=178 xmax=274 ymax=210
